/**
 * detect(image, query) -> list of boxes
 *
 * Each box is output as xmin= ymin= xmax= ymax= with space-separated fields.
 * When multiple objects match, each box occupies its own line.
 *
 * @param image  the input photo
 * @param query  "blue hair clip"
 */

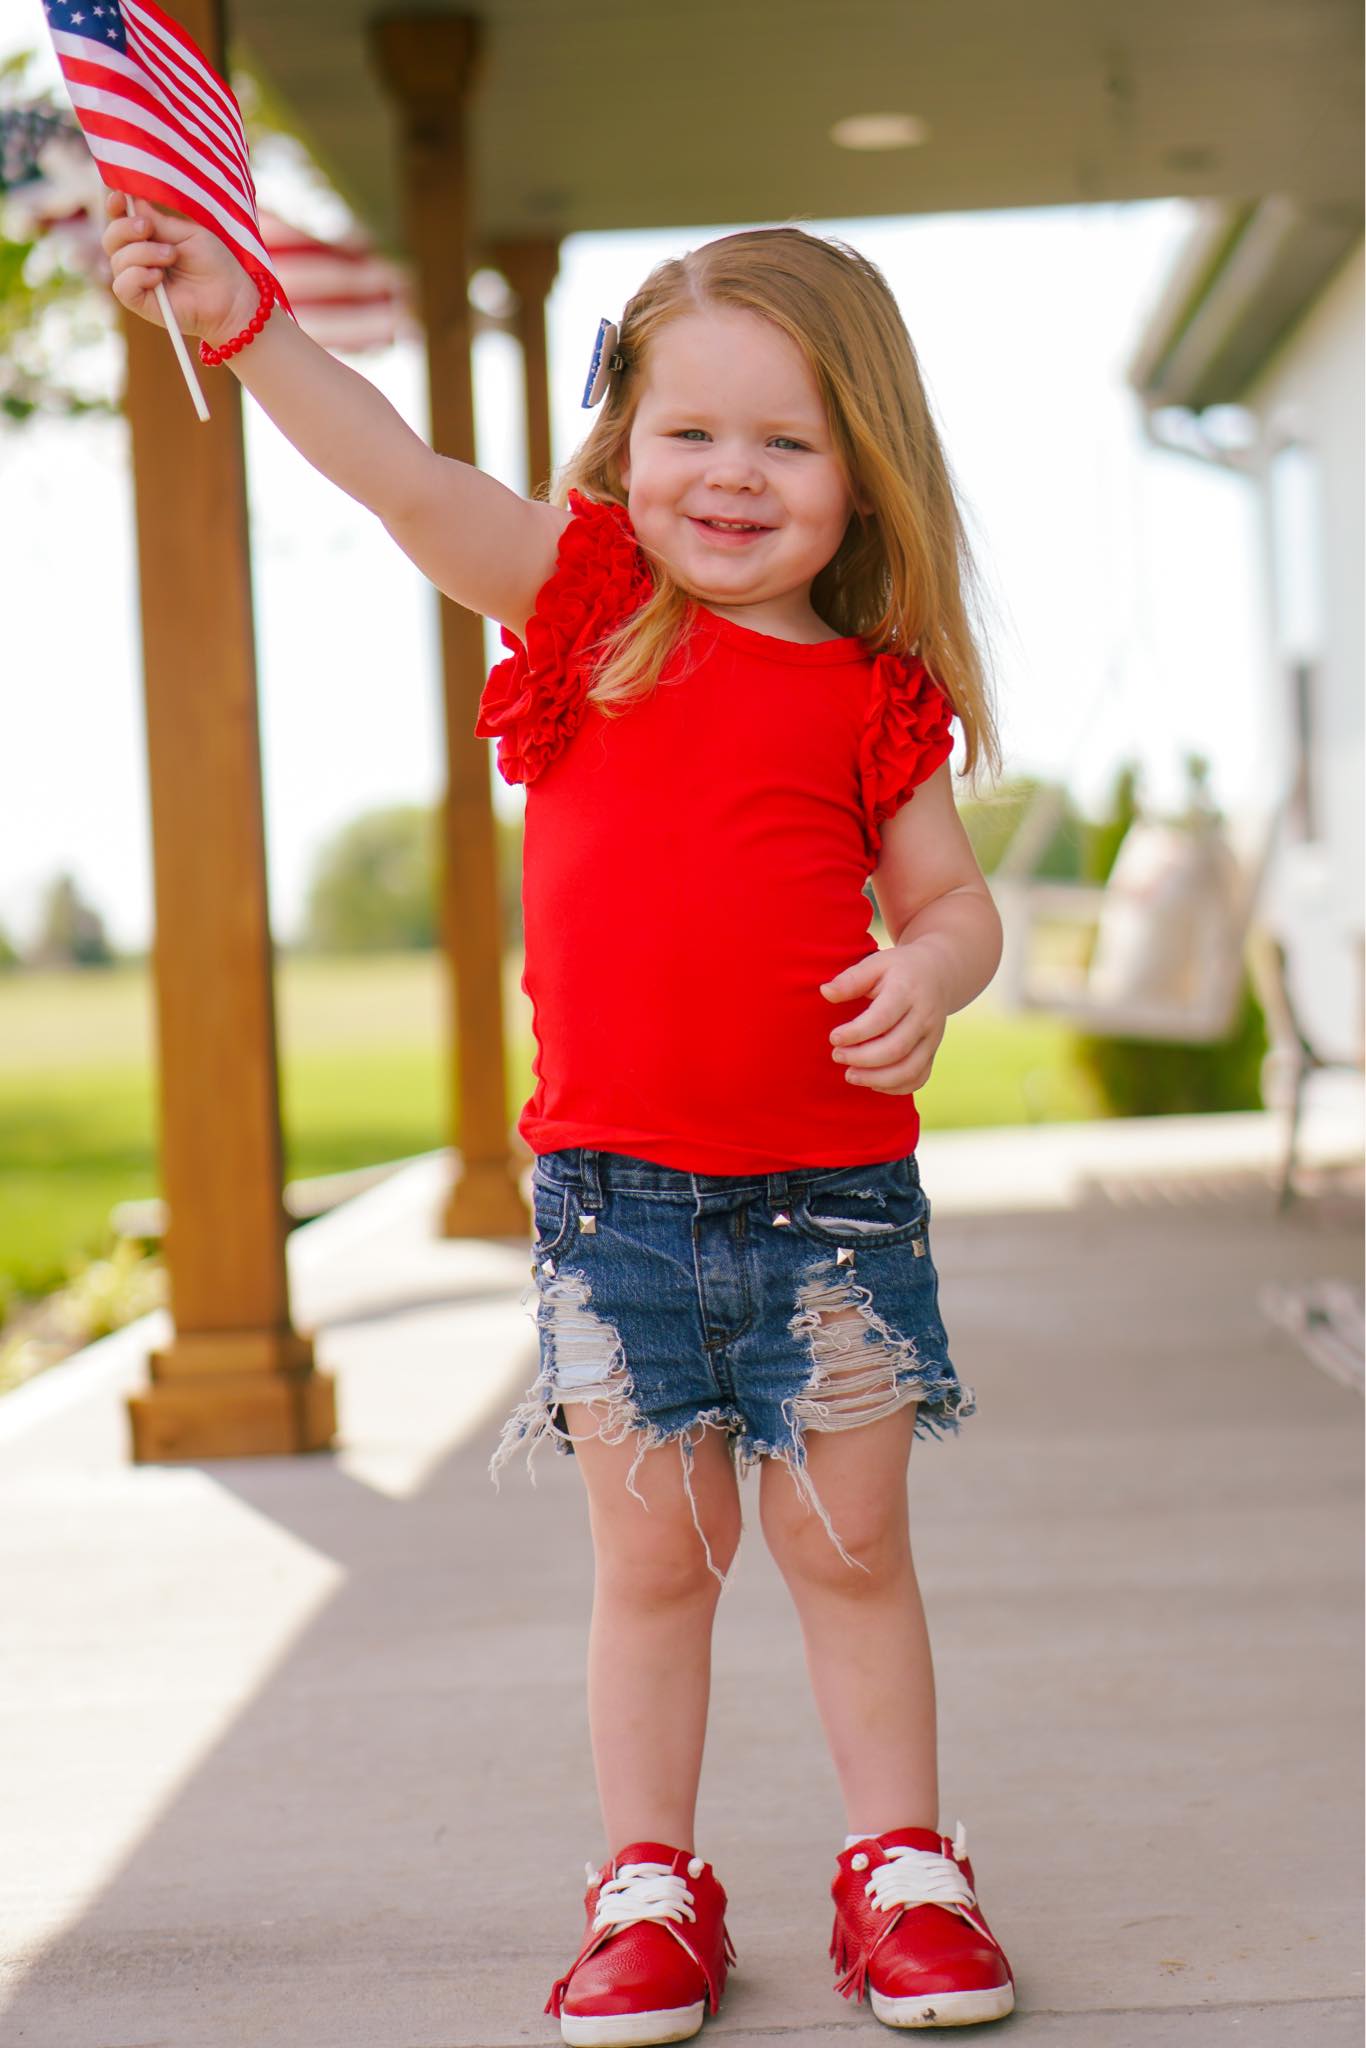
xmin=582 ymin=315 xmax=626 ymax=408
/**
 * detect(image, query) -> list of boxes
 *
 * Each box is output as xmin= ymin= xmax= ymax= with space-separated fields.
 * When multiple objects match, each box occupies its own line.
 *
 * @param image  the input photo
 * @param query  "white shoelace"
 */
xmin=865 ymin=1843 xmax=976 ymax=1915
xmin=588 ymin=1860 xmax=700 ymax=1934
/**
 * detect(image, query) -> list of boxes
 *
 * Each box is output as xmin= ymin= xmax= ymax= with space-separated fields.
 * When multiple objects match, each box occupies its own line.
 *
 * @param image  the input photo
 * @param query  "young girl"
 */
xmin=104 ymin=200 xmax=1016 ymax=2040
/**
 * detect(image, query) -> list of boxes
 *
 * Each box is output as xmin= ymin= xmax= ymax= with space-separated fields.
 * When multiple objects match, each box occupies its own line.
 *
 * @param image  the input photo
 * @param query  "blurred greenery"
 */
xmin=1071 ymin=977 xmax=1269 ymax=1117
xmin=302 ymin=803 xmax=439 ymax=953
xmin=0 ymin=55 xmax=117 ymax=426
xmin=1080 ymin=759 xmax=1139 ymax=884
xmin=30 ymin=870 xmax=115 ymax=966
xmin=957 ymin=771 xmax=1088 ymax=880
xmin=301 ymin=803 xmax=526 ymax=951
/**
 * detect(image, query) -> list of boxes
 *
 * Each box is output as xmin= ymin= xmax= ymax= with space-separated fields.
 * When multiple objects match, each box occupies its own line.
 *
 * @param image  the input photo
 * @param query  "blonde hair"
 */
xmin=552 ymin=224 xmax=1001 ymax=788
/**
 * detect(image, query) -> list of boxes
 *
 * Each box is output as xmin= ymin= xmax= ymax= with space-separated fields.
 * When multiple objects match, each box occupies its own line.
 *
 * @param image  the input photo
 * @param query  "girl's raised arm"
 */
xmin=103 ymin=193 xmax=567 ymax=637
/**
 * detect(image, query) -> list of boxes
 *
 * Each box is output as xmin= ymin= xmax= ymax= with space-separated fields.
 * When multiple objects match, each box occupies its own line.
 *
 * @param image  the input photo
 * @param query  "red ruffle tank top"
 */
xmin=474 ymin=489 xmax=957 ymax=1173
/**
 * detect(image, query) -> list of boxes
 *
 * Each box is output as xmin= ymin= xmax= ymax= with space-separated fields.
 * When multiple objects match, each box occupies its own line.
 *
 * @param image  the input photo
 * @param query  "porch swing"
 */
xmin=988 ymin=768 xmax=1290 ymax=1045
xmin=975 ymin=321 xmax=1297 ymax=1049
xmin=986 ymin=769 xmax=1358 ymax=1213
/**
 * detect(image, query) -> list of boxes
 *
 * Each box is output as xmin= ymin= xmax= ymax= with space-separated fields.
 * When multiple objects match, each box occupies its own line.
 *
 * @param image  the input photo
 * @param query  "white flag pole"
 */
xmin=122 ymin=194 xmax=210 ymax=424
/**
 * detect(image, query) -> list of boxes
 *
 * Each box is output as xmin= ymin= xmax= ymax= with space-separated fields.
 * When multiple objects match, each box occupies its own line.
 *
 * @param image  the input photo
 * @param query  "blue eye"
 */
xmin=670 ymin=430 xmax=808 ymax=450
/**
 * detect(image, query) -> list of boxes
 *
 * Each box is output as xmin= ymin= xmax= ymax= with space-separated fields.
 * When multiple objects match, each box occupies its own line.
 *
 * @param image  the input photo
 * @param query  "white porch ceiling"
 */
xmin=232 ymin=0 xmax=1365 ymax=257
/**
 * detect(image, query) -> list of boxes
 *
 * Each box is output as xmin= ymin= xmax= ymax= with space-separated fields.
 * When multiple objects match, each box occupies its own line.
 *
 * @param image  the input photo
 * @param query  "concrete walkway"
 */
xmin=1 ymin=1090 xmax=1362 ymax=2047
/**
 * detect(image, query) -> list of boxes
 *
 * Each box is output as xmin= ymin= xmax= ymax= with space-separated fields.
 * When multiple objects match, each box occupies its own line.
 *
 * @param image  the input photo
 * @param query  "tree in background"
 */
xmin=957 ymin=772 xmax=1087 ymax=880
xmin=300 ymin=801 xmax=527 ymax=954
xmin=29 ymin=872 xmax=114 ymax=967
xmin=303 ymin=804 xmax=438 ymax=953
xmin=1080 ymin=758 xmax=1139 ymax=885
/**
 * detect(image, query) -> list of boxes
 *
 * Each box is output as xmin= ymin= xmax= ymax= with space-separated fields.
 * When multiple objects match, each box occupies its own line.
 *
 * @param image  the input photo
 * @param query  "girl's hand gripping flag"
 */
xmin=40 ymin=0 xmax=290 ymax=416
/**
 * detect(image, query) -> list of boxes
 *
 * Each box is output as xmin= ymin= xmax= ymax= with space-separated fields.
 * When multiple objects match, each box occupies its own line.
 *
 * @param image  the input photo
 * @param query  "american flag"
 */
xmin=258 ymin=212 xmax=413 ymax=354
xmin=4 ymin=98 xmax=411 ymax=355
xmin=39 ymin=0 xmax=287 ymax=304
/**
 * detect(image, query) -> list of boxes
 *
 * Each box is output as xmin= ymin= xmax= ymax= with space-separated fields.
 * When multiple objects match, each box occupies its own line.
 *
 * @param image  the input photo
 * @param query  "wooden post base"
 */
xmin=128 ymin=1330 xmax=337 ymax=1462
xmin=442 ymin=1155 xmax=530 ymax=1240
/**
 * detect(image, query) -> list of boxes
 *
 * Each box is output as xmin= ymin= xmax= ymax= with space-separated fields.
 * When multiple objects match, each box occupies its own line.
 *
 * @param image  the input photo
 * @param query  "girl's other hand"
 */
xmin=821 ymin=943 xmax=949 ymax=1095
xmin=101 ymin=188 xmax=256 ymax=345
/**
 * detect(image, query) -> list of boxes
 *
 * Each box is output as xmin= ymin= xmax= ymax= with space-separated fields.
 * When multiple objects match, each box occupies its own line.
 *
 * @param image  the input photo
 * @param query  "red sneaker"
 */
xmin=546 ymin=1841 xmax=736 ymax=2047
xmin=830 ymin=1822 xmax=1015 ymax=2028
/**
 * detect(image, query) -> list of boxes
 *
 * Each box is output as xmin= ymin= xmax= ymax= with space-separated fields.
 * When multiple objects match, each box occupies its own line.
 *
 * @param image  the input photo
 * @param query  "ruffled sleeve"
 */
xmin=474 ymin=488 xmax=652 ymax=786
xmin=858 ymin=649 xmax=957 ymax=863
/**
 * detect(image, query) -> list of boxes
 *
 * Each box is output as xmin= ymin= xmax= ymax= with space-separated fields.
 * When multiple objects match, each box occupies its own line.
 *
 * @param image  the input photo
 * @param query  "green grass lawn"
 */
xmin=0 ymin=952 xmax=1103 ymax=1302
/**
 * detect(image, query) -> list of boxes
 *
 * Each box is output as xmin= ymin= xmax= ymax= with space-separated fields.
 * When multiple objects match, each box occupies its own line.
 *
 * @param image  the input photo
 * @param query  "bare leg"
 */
xmin=566 ymin=1406 xmax=742 ymax=1852
xmin=759 ymin=1403 xmax=938 ymax=1834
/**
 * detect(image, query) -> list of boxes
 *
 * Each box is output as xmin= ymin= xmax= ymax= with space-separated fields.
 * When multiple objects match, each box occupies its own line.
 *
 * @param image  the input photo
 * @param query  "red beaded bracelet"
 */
xmin=198 ymin=270 xmax=280 ymax=367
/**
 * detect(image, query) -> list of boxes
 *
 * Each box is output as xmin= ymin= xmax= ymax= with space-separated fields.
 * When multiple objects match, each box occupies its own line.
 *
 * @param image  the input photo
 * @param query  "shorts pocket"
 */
xmin=530 ymin=1171 xmax=580 ymax=1261
xmin=792 ymin=1155 xmax=930 ymax=1249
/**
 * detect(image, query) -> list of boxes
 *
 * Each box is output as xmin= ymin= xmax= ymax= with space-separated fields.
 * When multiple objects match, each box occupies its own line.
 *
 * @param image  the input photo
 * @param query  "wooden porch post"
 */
xmin=487 ymin=239 xmax=562 ymax=503
xmin=371 ymin=12 xmax=528 ymax=1240
xmin=120 ymin=1 xmax=335 ymax=1460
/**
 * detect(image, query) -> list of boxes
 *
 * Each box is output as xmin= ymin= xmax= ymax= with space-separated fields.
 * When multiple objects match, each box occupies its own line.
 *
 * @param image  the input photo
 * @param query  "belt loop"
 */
xmin=767 ymin=1168 xmax=790 ymax=1213
xmin=579 ymin=1147 xmax=605 ymax=1212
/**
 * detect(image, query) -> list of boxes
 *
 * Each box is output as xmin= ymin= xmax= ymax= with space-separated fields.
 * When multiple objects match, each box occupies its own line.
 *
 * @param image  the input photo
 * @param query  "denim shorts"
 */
xmin=489 ymin=1146 xmax=976 ymax=1569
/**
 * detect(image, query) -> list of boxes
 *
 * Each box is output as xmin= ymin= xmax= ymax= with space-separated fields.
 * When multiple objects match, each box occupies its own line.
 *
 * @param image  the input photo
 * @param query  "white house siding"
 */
xmin=1244 ymin=240 xmax=1364 ymax=1065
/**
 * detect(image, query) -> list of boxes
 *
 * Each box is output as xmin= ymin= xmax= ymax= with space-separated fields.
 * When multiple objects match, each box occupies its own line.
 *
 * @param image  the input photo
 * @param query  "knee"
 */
xmin=595 ymin=1500 xmax=741 ymax=1607
xmin=760 ymin=1464 xmax=909 ymax=1591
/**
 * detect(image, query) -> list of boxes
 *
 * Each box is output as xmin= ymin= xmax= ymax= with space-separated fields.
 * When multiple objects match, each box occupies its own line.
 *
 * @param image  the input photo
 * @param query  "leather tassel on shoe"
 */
xmin=829 ymin=1824 xmax=1015 ymax=2029
xmin=547 ymin=1842 xmax=735 ymax=2044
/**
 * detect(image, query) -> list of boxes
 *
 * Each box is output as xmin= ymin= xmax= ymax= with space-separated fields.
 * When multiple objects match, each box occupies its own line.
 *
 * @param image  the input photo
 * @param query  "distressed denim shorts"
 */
xmin=489 ymin=1146 xmax=976 ymax=1568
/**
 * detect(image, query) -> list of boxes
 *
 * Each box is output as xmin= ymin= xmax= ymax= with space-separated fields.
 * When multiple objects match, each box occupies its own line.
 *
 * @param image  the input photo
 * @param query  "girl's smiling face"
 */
xmin=619 ymin=306 xmax=868 ymax=640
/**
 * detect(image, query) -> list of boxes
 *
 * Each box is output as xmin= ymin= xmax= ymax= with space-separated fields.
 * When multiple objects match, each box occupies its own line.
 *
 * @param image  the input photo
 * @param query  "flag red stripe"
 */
xmin=62 ymin=59 xmax=254 ymax=211
xmin=56 ymin=22 xmax=251 ymax=199
xmin=78 ymin=108 xmax=261 ymax=245
xmin=279 ymin=290 xmax=399 ymax=310
xmin=121 ymin=0 xmax=242 ymax=131
xmin=79 ymin=131 xmax=279 ymax=288
xmin=265 ymin=238 xmax=383 ymax=266
xmin=120 ymin=13 xmax=253 ymax=193
xmin=85 ymin=156 xmax=270 ymax=283
xmin=119 ymin=30 xmax=251 ymax=196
